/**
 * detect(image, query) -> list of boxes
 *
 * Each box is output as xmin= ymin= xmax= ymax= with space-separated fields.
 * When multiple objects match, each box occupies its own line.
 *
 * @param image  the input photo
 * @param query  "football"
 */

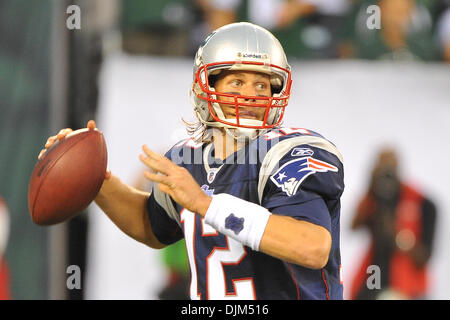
xmin=28 ymin=128 xmax=107 ymax=225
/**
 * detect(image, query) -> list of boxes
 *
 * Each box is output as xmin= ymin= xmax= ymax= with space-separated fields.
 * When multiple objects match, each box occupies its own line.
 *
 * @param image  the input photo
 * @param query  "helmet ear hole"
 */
xmin=271 ymin=84 xmax=282 ymax=95
xmin=208 ymin=74 xmax=218 ymax=88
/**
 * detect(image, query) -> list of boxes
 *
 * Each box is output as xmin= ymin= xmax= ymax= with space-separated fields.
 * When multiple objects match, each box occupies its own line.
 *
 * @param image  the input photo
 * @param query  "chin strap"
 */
xmin=224 ymin=127 xmax=262 ymax=141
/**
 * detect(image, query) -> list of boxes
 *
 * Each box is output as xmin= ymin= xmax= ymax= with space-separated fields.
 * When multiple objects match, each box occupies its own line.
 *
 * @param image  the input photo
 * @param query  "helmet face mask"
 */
xmin=190 ymin=22 xmax=292 ymax=135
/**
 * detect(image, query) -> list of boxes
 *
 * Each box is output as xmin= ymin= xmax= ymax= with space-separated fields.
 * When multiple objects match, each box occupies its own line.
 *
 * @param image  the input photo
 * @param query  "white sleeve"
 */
xmin=152 ymin=183 xmax=181 ymax=227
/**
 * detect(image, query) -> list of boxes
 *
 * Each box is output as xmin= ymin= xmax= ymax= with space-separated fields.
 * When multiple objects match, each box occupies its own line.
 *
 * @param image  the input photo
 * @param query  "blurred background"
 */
xmin=0 ymin=0 xmax=449 ymax=300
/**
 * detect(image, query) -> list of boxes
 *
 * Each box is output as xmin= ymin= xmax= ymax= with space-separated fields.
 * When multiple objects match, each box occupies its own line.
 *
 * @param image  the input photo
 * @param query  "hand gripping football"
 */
xmin=28 ymin=127 xmax=107 ymax=225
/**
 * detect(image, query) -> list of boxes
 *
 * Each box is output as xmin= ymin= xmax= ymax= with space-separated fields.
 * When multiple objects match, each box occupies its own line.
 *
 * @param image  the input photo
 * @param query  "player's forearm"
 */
xmin=259 ymin=215 xmax=331 ymax=269
xmin=94 ymin=174 xmax=165 ymax=249
xmin=202 ymin=194 xmax=331 ymax=269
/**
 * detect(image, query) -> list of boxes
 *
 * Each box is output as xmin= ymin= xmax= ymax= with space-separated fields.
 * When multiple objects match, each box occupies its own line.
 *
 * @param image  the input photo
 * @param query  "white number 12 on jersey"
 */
xmin=180 ymin=209 xmax=256 ymax=300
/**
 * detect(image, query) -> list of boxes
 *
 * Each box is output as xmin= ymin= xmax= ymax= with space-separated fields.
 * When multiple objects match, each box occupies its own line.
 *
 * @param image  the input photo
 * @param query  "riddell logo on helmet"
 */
xmin=243 ymin=53 xmax=261 ymax=59
xmin=238 ymin=52 xmax=267 ymax=59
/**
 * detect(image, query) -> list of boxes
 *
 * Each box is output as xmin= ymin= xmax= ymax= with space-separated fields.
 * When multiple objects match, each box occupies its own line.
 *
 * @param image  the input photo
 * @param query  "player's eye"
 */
xmin=256 ymin=83 xmax=267 ymax=91
xmin=230 ymin=79 xmax=243 ymax=87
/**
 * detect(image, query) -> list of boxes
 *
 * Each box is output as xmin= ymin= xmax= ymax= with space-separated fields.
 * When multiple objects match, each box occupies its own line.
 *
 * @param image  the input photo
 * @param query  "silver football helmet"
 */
xmin=190 ymin=22 xmax=292 ymax=139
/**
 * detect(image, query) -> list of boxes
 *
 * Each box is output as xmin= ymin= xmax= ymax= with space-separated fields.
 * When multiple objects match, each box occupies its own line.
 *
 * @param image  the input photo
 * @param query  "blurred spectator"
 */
xmin=183 ymin=0 xmax=354 ymax=59
xmin=119 ymin=0 xmax=448 ymax=62
xmin=121 ymin=0 xmax=195 ymax=55
xmin=248 ymin=0 xmax=317 ymax=29
xmin=0 ymin=197 xmax=11 ymax=300
xmin=248 ymin=0 xmax=354 ymax=59
xmin=350 ymin=0 xmax=439 ymax=61
xmin=191 ymin=0 xmax=242 ymax=54
xmin=195 ymin=0 xmax=240 ymax=31
xmin=349 ymin=148 xmax=437 ymax=300
xmin=192 ymin=0 xmax=447 ymax=61
xmin=435 ymin=5 xmax=450 ymax=62
xmin=121 ymin=0 xmax=243 ymax=56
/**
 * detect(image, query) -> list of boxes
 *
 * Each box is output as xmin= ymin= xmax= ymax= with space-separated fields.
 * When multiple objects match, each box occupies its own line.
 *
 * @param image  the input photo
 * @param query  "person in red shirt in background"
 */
xmin=0 ymin=197 xmax=11 ymax=300
xmin=350 ymin=148 xmax=437 ymax=300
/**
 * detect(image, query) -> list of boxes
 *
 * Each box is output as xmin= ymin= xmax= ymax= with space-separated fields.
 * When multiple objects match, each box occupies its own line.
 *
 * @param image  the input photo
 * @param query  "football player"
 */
xmin=40 ymin=22 xmax=344 ymax=300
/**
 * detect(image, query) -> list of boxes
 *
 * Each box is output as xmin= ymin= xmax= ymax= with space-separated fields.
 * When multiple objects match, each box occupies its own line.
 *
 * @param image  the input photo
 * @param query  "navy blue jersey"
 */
xmin=147 ymin=127 xmax=344 ymax=300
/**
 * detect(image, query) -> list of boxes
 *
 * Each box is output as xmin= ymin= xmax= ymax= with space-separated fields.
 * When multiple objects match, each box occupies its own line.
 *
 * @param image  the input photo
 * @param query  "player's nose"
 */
xmin=239 ymin=85 xmax=257 ymax=102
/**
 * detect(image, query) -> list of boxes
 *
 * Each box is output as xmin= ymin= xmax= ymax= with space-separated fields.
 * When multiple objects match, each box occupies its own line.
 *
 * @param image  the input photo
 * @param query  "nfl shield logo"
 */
xmin=207 ymin=169 xmax=218 ymax=184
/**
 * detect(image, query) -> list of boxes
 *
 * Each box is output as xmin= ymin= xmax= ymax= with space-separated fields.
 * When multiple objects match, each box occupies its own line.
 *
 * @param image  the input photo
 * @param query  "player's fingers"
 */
xmin=87 ymin=120 xmax=96 ymax=130
xmin=44 ymin=136 xmax=57 ymax=149
xmin=143 ymin=171 xmax=170 ymax=185
xmin=57 ymin=128 xmax=71 ymax=135
xmin=38 ymin=149 xmax=46 ymax=160
xmin=57 ymin=128 xmax=73 ymax=140
xmin=105 ymin=169 xmax=111 ymax=180
xmin=142 ymin=145 xmax=169 ymax=163
xmin=142 ymin=145 xmax=158 ymax=158
xmin=139 ymin=153 xmax=169 ymax=175
xmin=141 ymin=145 xmax=174 ymax=169
xmin=157 ymin=183 xmax=173 ymax=196
xmin=142 ymin=145 xmax=176 ymax=170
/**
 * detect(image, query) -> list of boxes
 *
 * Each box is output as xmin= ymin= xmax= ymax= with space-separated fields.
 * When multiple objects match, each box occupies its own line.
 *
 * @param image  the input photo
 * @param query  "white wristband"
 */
xmin=204 ymin=194 xmax=271 ymax=251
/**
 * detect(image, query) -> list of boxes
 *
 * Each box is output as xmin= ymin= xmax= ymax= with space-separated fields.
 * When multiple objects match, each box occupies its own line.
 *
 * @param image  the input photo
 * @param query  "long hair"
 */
xmin=182 ymin=118 xmax=212 ymax=144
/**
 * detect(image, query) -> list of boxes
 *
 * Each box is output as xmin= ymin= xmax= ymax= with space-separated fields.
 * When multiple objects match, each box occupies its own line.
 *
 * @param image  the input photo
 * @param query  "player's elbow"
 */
xmin=140 ymin=237 xmax=167 ymax=250
xmin=292 ymin=230 xmax=332 ymax=269
xmin=313 ymin=241 xmax=331 ymax=269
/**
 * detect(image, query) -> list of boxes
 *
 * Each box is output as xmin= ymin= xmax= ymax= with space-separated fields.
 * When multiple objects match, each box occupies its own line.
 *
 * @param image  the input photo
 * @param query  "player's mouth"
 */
xmin=226 ymin=109 xmax=263 ymax=120
xmin=235 ymin=110 xmax=258 ymax=119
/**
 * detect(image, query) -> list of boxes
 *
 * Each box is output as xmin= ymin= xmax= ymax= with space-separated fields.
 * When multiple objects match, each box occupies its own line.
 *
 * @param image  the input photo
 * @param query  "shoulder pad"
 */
xmin=165 ymin=138 xmax=204 ymax=165
xmin=257 ymin=129 xmax=343 ymax=203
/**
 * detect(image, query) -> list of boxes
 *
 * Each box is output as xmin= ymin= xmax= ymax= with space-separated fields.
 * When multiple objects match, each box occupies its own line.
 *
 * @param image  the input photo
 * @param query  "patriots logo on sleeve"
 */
xmin=270 ymin=157 xmax=338 ymax=196
xmin=201 ymin=184 xmax=214 ymax=196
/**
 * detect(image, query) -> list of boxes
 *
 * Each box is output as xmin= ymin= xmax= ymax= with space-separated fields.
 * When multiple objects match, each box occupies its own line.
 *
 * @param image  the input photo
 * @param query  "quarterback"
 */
xmin=40 ymin=22 xmax=344 ymax=300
